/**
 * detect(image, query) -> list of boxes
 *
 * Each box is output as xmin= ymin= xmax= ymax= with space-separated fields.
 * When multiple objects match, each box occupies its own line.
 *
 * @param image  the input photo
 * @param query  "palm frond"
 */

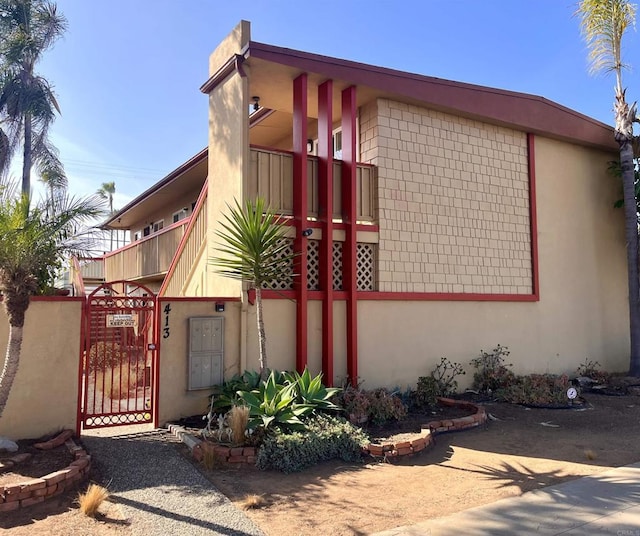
xmin=210 ymin=198 xmax=297 ymax=288
xmin=577 ymin=0 xmax=636 ymax=82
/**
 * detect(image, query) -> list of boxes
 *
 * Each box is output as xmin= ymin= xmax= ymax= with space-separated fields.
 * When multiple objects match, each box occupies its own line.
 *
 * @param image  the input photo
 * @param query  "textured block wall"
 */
xmin=360 ymin=99 xmax=532 ymax=294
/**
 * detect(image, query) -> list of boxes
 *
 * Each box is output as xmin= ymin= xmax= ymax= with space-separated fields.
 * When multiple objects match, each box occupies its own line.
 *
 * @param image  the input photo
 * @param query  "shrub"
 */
xmin=256 ymin=414 xmax=369 ymax=473
xmin=414 ymin=376 xmax=440 ymax=409
xmin=366 ymin=388 xmax=407 ymax=425
xmin=209 ymin=370 xmax=262 ymax=414
xmin=576 ymin=359 xmax=610 ymax=384
xmin=77 ymin=484 xmax=109 ymax=517
xmin=470 ymin=345 xmax=516 ymax=394
xmin=283 ymin=369 xmax=341 ymax=413
xmin=334 ymin=385 xmax=407 ymax=425
xmin=431 ymin=357 xmax=466 ymax=396
xmin=228 ymin=405 xmax=249 ymax=444
xmin=499 ymin=374 xmax=572 ymax=406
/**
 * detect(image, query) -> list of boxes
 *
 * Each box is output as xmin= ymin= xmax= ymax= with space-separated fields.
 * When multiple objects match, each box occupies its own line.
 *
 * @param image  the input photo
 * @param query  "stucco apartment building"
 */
xmin=95 ymin=21 xmax=628 ymax=389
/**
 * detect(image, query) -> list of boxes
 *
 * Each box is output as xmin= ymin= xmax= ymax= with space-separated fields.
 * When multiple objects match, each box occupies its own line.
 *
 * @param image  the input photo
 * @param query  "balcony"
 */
xmin=104 ymin=221 xmax=188 ymax=283
xmin=248 ymin=147 xmax=376 ymax=222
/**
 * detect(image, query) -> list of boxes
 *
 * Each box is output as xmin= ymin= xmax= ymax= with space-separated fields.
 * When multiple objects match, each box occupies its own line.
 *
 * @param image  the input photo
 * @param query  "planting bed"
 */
xmin=0 ymin=430 xmax=91 ymax=512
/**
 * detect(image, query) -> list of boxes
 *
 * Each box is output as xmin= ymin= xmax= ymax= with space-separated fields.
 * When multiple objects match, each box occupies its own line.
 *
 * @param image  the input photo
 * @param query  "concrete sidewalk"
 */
xmin=372 ymin=463 xmax=640 ymax=536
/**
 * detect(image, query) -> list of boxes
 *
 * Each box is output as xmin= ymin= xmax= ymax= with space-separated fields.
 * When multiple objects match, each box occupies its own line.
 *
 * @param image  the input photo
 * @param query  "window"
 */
xmin=172 ymin=208 xmax=189 ymax=224
xmin=133 ymin=231 xmax=141 ymax=241
xmin=143 ymin=226 xmax=151 ymax=237
xmin=152 ymin=220 xmax=164 ymax=233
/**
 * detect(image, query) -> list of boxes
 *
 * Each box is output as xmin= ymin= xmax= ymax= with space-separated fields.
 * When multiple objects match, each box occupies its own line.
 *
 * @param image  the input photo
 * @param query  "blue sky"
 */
xmin=21 ymin=0 xmax=640 ymax=209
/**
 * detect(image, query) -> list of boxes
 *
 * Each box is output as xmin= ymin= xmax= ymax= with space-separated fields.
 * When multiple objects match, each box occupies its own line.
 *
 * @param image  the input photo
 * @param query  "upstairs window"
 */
xmin=152 ymin=220 xmax=164 ymax=233
xmin=172 ymin=208 xmax=189 ymax=224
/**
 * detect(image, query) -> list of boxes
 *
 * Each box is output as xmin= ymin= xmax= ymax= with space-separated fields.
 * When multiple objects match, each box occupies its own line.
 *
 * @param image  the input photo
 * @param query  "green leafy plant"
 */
xmin=255 ymin=414 xmax=369 ymax=473
xmin=209 ymin=370 xmax=262 ymax=414
xmin=238 ymin=371 xmax=312 ymax=432
xmin=470 ymin=345 xmax=516 ymax=394
xmin=283 ymin=368 xmax=341 ymax=412
xmin=414 ymin=376 xmax=440 ymax=409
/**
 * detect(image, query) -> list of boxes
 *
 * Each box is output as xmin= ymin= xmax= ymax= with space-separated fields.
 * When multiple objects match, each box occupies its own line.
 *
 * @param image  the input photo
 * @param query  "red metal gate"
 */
xmin=80 ymin=281 xmax=157 ymax=429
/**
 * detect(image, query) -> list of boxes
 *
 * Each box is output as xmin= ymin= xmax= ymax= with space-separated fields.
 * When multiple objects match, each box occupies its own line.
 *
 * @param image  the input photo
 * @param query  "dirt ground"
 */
xmin=3 ymin=393 xmax=640 ymax=535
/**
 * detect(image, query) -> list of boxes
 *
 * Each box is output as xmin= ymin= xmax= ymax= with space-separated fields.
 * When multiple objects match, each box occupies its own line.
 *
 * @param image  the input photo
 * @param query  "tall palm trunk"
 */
xmin=255 ymin=286 xmax=268 ymax=379
xmin=22 ymin=112 xmax=32 ymax=198
xmin=615 ymin=89 xmax=640 ymax=375
xmin=0 ymin=324 xmax=24 ymax=416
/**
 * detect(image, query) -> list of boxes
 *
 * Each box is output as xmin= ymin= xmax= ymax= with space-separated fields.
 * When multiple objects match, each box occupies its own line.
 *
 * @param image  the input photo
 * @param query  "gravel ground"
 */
xmin=82 ymin=425 xmax=264 ymax=536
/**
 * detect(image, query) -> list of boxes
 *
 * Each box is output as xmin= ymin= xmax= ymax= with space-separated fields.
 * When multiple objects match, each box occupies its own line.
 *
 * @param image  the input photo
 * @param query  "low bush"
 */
xmin=498 ymin=373 xmax=572 ymax=406
xmin=334 ymin=385 xmax=407 ymax=425
xmin=576 ymin=358 xmax=610 ymax=384
xmin=256 ymin=414 xmax=369 ymax=473
xmin=470 ymin=345 xmax=516 ymax=394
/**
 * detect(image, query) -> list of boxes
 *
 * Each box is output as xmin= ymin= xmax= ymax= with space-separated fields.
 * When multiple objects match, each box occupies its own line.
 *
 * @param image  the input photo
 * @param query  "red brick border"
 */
xmin=176 ymin=397 xmax=487 ymax=468
xmin=0 ymin=430 xmax=91 ymax=512
xmin=362 ymin=397 xmax=487 ymax=462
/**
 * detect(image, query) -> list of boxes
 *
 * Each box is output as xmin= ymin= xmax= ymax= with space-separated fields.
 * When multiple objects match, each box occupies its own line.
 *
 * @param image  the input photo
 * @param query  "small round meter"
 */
xmin=567 ymin=387 xmax=578 ymax=400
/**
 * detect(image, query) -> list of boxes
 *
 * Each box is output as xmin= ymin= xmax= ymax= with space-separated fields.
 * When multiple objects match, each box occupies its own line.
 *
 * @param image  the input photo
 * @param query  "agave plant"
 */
xmin=238 ymin=371 xmax=312 ymax=432
xmin=283 ymin=368 xmax=341 ymax=412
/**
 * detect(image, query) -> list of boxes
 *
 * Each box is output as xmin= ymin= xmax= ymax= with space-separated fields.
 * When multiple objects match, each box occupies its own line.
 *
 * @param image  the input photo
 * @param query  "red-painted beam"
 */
xmin=527 ymin=133 xmax=540 ymax=300
xmin=293 ymin=74 xmax=309 ymax=372
xmin=318 ymin=79 xmax=334 ymax=385
xmin=342 ymin=86 xmax=358 ymax=386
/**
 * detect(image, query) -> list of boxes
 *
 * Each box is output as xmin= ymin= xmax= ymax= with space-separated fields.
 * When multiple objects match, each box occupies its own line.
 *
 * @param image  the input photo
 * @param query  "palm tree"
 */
xmin=0 ymin=182 xmax=105 ymax=418
xmin=97 ymin=181 xmax=116 ymax=249
xmin=0 ymin=0 xmax=67 ymax=197
xmin=578 ymin=0 xmax=640 ymax=375
xmin=211 ymin=198 xmax=296 ymax=378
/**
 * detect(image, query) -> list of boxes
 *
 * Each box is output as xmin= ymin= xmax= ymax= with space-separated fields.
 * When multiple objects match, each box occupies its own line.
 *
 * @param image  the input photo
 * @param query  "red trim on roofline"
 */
xmin=246 ymin=41 xmax=616 ymax=152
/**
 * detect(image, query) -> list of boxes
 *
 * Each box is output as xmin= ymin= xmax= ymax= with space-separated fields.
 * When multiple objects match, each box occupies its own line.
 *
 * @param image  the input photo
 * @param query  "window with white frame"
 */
xmin=172 ymin=207 xmax=189 ymax=224
xmin=152 ymin=220 xmax=164 ymax=233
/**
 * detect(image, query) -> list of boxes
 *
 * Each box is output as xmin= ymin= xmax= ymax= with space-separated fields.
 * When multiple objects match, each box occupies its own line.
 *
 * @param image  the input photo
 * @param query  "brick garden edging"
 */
xmin=171 ymin=397 xmax=487 ymax=467
xmin=362 ymin=397 xmax=487 ymax=462
xmin=0 ymin=430 xmax=91 ymax=512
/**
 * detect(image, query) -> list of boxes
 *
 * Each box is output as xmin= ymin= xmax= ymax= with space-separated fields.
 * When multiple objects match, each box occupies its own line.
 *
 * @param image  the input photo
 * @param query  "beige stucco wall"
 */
xmin=206 ymin=22 xmax=250 ymax=298
xmin=360 ymin=98 xmax=532 ymax=294
xmin=357 ymin=135 xmax=628 ymax=388
xmin=157 ymin=299 xmax=242 ymax=424
xmin=0 ymin=300 xmax=82 ymax=440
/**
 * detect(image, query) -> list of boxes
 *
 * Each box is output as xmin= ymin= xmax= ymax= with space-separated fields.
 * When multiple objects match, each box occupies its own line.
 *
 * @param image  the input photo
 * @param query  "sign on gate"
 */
xmin=106 ymin=313 xmax=137 ymax=328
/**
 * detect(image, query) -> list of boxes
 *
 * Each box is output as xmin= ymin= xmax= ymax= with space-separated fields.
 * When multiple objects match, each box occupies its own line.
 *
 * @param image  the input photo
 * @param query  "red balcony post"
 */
xmin=318 ymin=79 xmax=334 ymax=385
xmin=342 ymin=86 xmax=358 ymax=386
xmin=293 ymin=73 xmax=308 ymax=373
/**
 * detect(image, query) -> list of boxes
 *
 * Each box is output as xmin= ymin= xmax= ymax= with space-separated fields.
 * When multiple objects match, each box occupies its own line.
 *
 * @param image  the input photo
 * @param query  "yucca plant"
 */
xmin=210 ymin=198 xmax=296 ymax=378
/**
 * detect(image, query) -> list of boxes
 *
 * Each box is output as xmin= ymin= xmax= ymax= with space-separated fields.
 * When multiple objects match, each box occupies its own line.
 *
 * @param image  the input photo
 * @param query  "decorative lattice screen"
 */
xmin=356 ymin=243 xmax=375 ymax=291
xmin=307 ymin=240 xmax=320 ymax=290
xmin=266 ymin=238 xmax=376 ymax=291
xmin=332 ymin=242 xmax=343 ymax=291
xmin=266 ymin=239 xmax=294 ymax=290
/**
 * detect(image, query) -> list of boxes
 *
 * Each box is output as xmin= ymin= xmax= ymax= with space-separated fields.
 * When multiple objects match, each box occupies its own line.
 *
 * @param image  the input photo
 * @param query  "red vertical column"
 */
xmin=318 ymin=80 xmax=334 ymax=385
xmin=293 ymin=74 xmax=308 ymax=372
xmin=342 ymin=86 xmax=358 ymax=385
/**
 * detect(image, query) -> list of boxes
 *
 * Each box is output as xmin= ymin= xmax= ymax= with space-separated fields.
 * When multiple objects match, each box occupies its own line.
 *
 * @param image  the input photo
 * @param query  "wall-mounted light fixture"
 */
xmin=307 ymin=139 xmax=314 ymax=153
xmin=301 ymin=228 xmax=313 ymax=237
xmin=252 ymin=96 xmax=260 ymax=112
xmin=215 ymin=301 xmax=225 ymax=313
